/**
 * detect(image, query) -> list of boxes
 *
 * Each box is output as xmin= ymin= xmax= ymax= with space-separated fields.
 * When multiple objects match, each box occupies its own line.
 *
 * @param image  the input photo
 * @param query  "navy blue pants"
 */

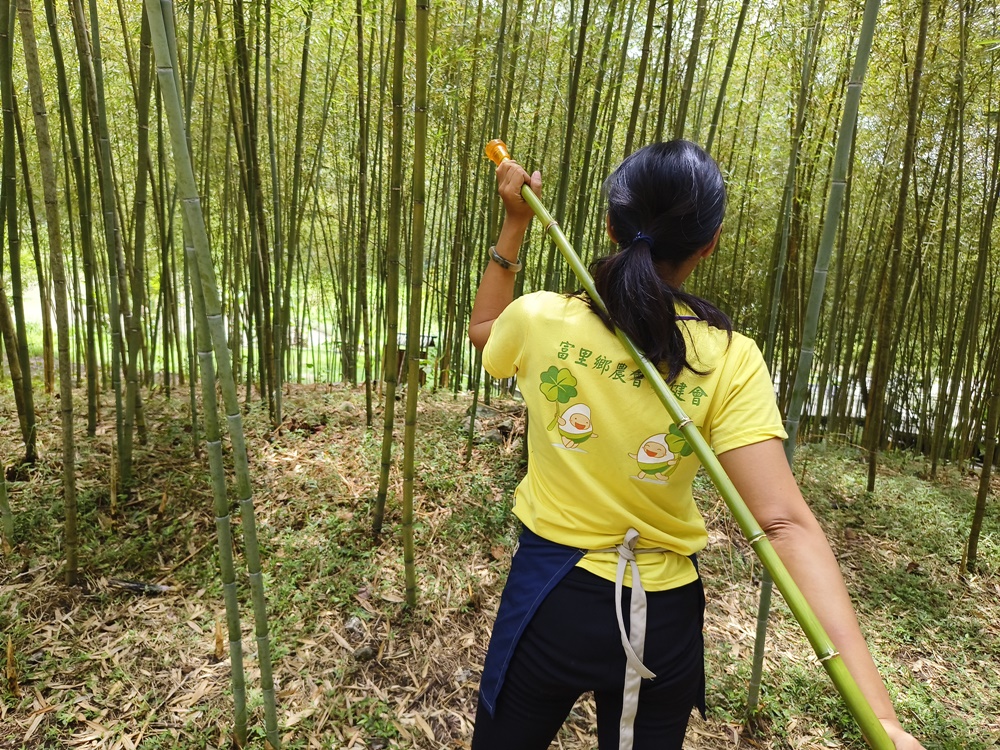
xmin=472 ymin=566 xmax=705 ymax=750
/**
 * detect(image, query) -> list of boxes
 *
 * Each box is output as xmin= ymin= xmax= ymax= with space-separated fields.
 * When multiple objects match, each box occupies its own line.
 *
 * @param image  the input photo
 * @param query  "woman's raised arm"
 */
xmin=468 ymin=160 xmax=541 ymax=351
xmin=717 ymin=438 xmax=924 ymax=750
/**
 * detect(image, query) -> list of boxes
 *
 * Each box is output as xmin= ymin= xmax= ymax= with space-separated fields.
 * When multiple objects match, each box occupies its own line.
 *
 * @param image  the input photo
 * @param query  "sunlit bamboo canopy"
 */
xmin=2 ymin=0 xmax=997 ymax=461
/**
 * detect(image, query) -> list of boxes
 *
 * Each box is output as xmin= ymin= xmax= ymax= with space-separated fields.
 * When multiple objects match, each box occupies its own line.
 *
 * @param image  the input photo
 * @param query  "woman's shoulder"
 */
xmin=683 ymin=322 xmax=763 ymax=370
xmin=522 ymin=289 xmax=583 ymax=305
xmin=505 ymin=290 xmax=589 ymax=317
xmin=728 ymin=329 xmax=762 ymax=355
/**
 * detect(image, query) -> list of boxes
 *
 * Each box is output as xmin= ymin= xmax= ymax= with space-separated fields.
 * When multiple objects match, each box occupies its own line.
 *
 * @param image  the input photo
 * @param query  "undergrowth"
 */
xmin=0 ymin=385 xmax=997 ymax=749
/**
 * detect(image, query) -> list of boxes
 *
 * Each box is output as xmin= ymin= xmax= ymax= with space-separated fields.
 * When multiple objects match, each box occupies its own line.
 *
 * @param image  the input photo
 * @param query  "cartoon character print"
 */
xmin=539 ymin=366 xmax=596 ymax=452
xmin=556 ymin=403 xmax=598 ymax=450
xmin=629 ymin=424 xmax=693 ymax=483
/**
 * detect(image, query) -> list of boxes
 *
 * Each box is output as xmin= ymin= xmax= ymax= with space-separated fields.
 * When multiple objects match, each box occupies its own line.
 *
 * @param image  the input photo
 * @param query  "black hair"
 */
xmin=589 ymin=140 xmax=732 ymax=383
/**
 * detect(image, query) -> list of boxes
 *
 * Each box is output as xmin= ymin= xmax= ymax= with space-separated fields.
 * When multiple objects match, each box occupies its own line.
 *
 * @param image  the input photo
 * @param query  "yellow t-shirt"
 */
xmin=483 ymin=291 xmax=787 ymax=591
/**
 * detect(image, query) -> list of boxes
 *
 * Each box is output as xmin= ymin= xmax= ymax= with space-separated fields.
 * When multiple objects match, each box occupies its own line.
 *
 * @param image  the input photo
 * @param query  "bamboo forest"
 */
xmin=0 ymin=0 xmax=998 ymax=746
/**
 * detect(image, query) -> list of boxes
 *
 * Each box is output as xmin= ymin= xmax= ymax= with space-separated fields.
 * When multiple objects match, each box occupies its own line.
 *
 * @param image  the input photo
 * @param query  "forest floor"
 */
xmin=0 ymin=382 xmax=998 ymax=750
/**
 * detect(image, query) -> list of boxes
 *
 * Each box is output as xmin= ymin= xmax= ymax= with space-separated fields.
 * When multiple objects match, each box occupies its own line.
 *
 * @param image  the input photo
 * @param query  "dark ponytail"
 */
xmin=590 ymin=140 xmax=732 ymax=383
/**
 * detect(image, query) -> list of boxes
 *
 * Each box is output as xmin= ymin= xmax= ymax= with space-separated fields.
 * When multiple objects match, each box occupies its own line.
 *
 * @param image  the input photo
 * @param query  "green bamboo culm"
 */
xmin=761 ymin=0 xmax=824 ymax=368
xmin=400 ymin=0 xmax=429 ymax=608
xmin=464 ymin=350 xmax=483 ymax=464
xmin=121 ymin=8 xmax=154 ymax=487
xmin=745 ymin=567 xmax=774 ymax=718
xmin=144 ymin=2 xmax=248 ymax=744
xmin=784 ymin=0 xmax=882 ymax=461
xmin=1 ymin=0 xmax=39 ymax=471
xmin=187 ymin=242 xmax=250 ymax=746
xmin=145 ymin=0 xmax=279 ymax=746
xmin=748 ymin=0 xmax=882 ymax=717
xmin=76 ymin=0 xmax=126 ymax=477
xmin=14 ymin=0 xmax=78 ymax=587
xmin=372 ymin=0 xmax=406 ymax=541
xmin=484 ymin=140 xmax=894 ymax=750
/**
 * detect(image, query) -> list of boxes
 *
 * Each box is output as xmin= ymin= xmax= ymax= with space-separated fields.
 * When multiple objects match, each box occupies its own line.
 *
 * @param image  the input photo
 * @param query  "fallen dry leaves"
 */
xmin=0 ymin=383 xmax=996 ymax=749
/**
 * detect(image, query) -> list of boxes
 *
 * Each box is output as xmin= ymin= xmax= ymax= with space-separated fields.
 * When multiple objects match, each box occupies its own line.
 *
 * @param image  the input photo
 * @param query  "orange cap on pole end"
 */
xmin=484 ymin=139 xmax=511 ymax=166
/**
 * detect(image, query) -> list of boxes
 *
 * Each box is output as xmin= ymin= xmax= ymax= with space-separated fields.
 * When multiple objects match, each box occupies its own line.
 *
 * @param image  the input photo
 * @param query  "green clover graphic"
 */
xmin=540 ymin=366 xmax=578 ymax=430
xmin=666 ymin=423 xmax=694 ymax=457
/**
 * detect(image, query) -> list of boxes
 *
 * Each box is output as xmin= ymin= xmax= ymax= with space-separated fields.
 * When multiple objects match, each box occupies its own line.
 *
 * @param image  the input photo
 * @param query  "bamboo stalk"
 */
xmin=42 ymin=0 xmax=99 ymax=435
xmin=14 ymin=0 xmax=79 ymax=584
xmin=750 ymin=0 xmax=882 ymax=716
xmin=784 ymin=0 xmax=880 ymax=463
xmin=400 ymin=0 xmax=429 ymax=609
xmin=144 ymin=3 xmax=247 ymax=743
xmin=372 ymin=0 xmax=406 ymax=541
xmin=745 ymin=568 xmax=773 ymax=716
xmin=146 ymin=0 xmax=279 ymax=745
xmin=484 ymin=139 xmax=894 ymax=750
xmin=1 ymin=0 xmax=38 ymax=468
xmin=73 ymin=0 xmax=126 ymax=473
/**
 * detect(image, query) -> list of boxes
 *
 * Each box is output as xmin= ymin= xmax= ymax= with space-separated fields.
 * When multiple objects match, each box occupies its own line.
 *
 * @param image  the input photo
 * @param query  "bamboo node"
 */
xmin=819 ymin=650 xmax=840 ymax=663
xmin=676 ymin=417 xmax=693 ymax=429
xmin=545 ymin=219 xmax=560 ymax=232
xmin=748 ymin=531 xmax=768 ymax=545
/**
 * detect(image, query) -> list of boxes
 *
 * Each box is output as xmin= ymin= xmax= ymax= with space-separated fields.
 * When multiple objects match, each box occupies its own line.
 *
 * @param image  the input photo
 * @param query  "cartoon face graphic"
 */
xmin=630 ymin=434 xmax=679 ymax=481
xmin=641 ymin=439 xmax=668 ymax=460
xmin=556 ymin=403 xmax=597 ymax=449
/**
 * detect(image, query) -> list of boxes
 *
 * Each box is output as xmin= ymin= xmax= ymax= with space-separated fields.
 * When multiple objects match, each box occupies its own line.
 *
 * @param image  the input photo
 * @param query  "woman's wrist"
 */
xmin=489 ymin=245 xmax=522 ymax=272
xmin=494 ymin=220 xmax=529 ymax=261
xmin=879 ymin=718 xmax=924 ymax=749
xmin=501 ymin=214 xmax=533 ymax=234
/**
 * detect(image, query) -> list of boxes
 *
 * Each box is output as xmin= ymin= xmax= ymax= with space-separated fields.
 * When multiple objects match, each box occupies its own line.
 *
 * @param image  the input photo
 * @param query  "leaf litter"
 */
xmin=0 ymin=383 xmax=997 ymax=749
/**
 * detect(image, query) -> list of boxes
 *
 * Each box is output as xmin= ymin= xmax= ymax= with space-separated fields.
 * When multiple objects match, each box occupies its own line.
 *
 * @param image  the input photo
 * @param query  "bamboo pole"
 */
xmin=372 ymin=0 xmax=406 ymax=541
xmin=145 ymin=3 xmax=247 ymax=743
xmin=264 ymin=0 xmax=284 ymax=427
xmin=146 ymin=0 xmax=279 ymax=745
xmin=963 ymin=312 xmax=1000 ymax=575
xmin=12 ymin=93 xmax=54 ymax=398
xmin=864 ymin=0 xmax=931 ymax=491
xmin=42 ymin=0 xmax=98 ymax=435
xmin=72 ymin=0 xmax=126 ymax=471
xmin=484 ymin=139 xmax=894 ymax=750
xmin=400 ymin=0 xmax=429 ymax=609
xmin=749 ymin=0 xmax=882 ymax=716
xmin=0 ymin=0 xmax=38 ymax=468
xmin=15 ymin=0 xmax=79 ymax=587
xmin=704 ymin=0 xmax=751 ymax=155
xmin=784 ymin=0 xmax=880 ymax=464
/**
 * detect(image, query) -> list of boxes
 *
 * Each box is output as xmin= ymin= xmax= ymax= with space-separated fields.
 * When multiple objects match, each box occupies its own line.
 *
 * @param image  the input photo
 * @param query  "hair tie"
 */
xmin=628 ymin=232 xmax=654 ymax=249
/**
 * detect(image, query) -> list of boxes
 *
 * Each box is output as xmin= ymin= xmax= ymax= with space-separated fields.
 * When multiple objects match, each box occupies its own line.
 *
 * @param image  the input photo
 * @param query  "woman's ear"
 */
xmin=701 ymin=225 xmax=723 ymax=259
xmin=605 ymin=213 xmax=617 ymax=243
